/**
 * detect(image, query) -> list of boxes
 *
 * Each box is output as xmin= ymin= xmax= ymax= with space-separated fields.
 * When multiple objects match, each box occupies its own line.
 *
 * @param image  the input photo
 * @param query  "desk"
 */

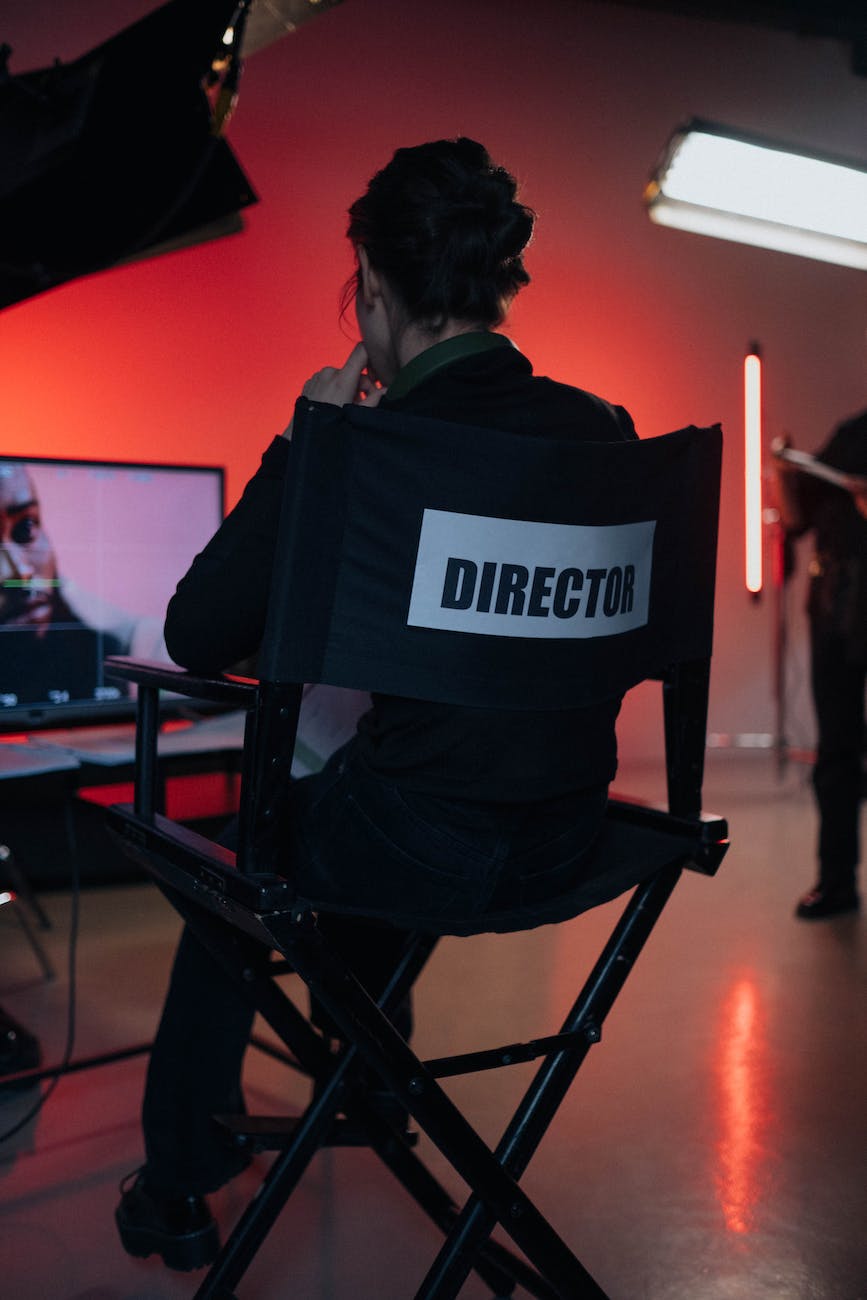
xmin=27 ymin=710 xmax=247 ymax=769
xmin=0 ymin=686 xmax=369 ymax=888
xmin=1 ymin=688 xmax=368 ymax=1084
xmin=0 ymin=743 xmax=81 ymax=780
xmin=8 ymin=680 xmax=367 ymax=775
xmin=0 ymin=714 xmax=246 ymax=890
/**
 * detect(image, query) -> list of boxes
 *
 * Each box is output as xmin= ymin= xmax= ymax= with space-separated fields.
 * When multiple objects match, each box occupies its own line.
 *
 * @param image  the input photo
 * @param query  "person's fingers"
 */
xmin=341 ymin=342 xmax=369 ymax=388
xmin=300 ymin=344 xmax=376 ymax=407
xmin=361 ymin=384 xmax=387 ymax=408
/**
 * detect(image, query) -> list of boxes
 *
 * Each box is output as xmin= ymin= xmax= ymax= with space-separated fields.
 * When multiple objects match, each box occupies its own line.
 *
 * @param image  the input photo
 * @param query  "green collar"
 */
xmin=385 ymin=331 xmax=514 ymax=401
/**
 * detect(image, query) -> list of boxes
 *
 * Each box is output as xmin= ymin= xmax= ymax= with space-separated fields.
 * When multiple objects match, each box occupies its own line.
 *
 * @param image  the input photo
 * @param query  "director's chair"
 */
xmin=106 ymin=400 xmax=727 ymax=1299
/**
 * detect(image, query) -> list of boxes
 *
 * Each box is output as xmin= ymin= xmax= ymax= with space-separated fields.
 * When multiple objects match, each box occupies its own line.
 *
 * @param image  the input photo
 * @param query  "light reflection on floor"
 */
xmin=714 ymin=972 xmax=770 ymax=1238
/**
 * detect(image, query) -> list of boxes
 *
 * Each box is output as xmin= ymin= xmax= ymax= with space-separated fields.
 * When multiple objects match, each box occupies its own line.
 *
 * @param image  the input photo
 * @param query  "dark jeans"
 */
xmin=810 ymin=622 xmax=865 ymax=890
xmin=142 ymin=744 xmax=607 ymax=1195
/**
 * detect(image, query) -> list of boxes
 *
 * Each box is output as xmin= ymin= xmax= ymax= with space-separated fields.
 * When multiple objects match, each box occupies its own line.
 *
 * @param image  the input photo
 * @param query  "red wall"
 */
xmin=2 ymin=0 xmax=865 ymax=756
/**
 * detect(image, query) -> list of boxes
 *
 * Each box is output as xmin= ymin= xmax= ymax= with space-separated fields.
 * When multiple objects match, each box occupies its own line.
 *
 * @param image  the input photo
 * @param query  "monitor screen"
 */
xmin=0 ymin=454 xmax=224 ymax=729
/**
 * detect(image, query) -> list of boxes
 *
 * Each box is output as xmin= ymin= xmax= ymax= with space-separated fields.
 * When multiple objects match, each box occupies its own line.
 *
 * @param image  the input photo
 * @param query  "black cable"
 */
xmin=0 ymin=794 xmax=80 ymax=1144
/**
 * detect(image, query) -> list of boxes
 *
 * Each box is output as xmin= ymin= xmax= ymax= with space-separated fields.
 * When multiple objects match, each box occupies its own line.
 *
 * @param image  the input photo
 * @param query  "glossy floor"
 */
xmin=1 ymin=752 xmax=864 ymax=1300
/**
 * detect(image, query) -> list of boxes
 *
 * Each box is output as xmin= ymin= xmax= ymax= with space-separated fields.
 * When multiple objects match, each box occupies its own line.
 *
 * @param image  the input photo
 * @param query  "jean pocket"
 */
xmin=290 ymin=791 xmax=485 ymax=920
xmin=345 ymin=790 xmax=492 ymax=886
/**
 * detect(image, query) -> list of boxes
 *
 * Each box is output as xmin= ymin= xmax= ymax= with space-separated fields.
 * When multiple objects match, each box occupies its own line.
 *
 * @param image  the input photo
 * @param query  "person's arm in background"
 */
xmin=60 ymin=577 xmax=169 ymax=662
xmin=771 ymin=429 xmax=846 ymax=536
xmin=772 ymin=434 xmax=810 ymax=535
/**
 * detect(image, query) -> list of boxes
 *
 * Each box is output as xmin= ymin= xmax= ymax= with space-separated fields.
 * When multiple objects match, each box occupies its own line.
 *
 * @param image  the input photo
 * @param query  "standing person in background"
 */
xmin=774 ymin=411 xmax=867 ymax=919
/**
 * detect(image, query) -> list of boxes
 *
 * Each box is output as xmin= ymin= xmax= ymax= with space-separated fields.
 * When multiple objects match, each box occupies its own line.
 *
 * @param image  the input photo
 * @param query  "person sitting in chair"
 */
xmin=116 ymin=137 xmax=639 ymax=1272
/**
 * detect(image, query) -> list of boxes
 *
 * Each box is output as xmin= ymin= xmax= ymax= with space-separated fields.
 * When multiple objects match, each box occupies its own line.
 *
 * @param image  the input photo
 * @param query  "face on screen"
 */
xmin=0 ymin=466 xmax=59 ymax=633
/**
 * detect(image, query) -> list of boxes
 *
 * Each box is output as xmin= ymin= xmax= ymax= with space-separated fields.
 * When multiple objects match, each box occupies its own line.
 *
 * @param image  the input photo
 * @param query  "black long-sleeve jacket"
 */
xmin=165 ymin=340 xmax=637 ymax=800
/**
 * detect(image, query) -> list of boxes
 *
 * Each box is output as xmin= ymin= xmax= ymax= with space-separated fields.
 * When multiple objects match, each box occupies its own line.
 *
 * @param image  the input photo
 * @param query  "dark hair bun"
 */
xmin=347 ymin=137 xmax=534 ymax=329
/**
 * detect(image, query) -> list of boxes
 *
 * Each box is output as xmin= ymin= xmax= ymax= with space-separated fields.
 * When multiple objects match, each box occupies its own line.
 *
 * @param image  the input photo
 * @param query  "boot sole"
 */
xmin=115 ymin=1207 xmax=220 ymax=1271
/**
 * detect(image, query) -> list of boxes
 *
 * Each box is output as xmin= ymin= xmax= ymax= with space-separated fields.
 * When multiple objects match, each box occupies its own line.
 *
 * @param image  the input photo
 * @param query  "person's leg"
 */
xmin=118 ymin=754 xmax=417 ymax=1270
xmin=796 ymin=625 xmax=864 ymax=917
xmin=118 ymin=811 xmax=261 ymax=1270
xmin=141 ymin=921 xmax=258 ymax=1196
xmin=116 ymin=917 xmax=257 ymax=1270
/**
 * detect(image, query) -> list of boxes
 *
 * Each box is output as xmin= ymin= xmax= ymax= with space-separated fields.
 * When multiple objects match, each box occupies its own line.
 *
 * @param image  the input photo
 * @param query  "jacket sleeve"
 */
xmin=794 ymin=425 xmax=850 ymax=534
xmin=164 ymin=437 xmax=291 ymax=673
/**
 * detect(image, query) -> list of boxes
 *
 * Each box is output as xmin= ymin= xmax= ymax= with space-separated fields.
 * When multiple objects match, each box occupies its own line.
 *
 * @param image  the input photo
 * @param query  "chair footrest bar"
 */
xmin=424 ymin=1025 xmax=599 ymax=1079
xmin=214 ymin=1112 xmax=418 ymax=1150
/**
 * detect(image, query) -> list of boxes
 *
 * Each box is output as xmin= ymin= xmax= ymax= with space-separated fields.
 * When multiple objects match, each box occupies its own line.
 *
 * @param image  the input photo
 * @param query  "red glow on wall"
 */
xmin=714 ymin=974 xmax=770 ymax=1235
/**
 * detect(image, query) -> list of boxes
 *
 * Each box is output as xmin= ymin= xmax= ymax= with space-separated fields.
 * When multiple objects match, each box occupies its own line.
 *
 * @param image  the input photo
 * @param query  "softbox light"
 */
xmin=0 ymin=0 xmax=258 ymax=311
xmin=645 ymin=118 xmax=867 ymax=272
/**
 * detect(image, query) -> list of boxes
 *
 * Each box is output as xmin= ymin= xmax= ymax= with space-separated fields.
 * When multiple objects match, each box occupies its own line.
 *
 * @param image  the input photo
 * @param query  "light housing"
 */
xmin=0 ymin=0 xmax=344 ymax=311
xmin=645 ymin=118 xmax=867 ymax=271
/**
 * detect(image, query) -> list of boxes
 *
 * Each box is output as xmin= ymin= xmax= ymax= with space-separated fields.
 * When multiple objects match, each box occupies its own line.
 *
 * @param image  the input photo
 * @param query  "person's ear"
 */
xmin=357 ymin=246 xmax=382 ymax=307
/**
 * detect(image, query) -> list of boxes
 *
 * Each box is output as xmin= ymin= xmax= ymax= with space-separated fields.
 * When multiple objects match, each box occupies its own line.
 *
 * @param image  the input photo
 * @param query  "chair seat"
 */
xmin=347 ymin=803 xmax=728 ymax=937
xmin=110 ymin=798 xmax=727 ymax=942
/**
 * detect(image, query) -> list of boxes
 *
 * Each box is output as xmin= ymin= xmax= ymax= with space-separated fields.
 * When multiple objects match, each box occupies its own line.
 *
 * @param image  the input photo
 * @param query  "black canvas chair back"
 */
xmin=106 ymin=400 xmax=727 ymax=1300
xmin=265 ymin=401 xmax=717 ymax=711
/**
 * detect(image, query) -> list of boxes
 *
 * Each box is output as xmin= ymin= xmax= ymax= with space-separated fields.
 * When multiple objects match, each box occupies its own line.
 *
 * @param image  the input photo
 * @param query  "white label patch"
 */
xmin=407 ymin=509 xmax=656 ymax=639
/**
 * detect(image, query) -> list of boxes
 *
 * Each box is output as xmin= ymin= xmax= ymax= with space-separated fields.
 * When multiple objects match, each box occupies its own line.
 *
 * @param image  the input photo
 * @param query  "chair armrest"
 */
xmin=607 ymin=795 xmax=729 ymax=875
xmin=107 ymin=805 xmax=296 ymax=927
xmin=104 ymin=655 xmax=259 ymax=707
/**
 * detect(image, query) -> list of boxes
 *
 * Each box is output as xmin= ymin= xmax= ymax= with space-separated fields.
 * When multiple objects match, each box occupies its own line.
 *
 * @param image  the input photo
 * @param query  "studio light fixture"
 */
xmin=0 ymin=0 xmax=345 ymax=310
xmin=645 ymin=118 xmax=867 ymax=271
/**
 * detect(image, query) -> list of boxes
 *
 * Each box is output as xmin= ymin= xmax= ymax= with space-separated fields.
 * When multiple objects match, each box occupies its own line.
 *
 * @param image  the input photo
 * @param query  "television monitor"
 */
xmin=0 ymin=453 xmax=224 ymax=730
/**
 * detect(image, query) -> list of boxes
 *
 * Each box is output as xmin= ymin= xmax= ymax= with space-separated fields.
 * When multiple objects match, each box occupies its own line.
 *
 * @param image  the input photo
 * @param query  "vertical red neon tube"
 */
xmin=744 ymin=344 xmax=763 ymax=595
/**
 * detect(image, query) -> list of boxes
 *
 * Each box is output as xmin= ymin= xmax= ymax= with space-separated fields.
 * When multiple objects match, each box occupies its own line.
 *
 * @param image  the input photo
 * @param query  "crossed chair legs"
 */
xmin=162 ymin=888 xmax=550 ymax=1299
xmin=146 ymin=863 xmax=685 ymax=1300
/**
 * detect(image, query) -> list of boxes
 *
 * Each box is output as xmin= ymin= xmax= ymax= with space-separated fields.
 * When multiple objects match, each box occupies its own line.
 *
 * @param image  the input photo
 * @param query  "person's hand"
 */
xmin=854 ymin=489 xmax=867 ymax=520
xmin=302 ymin=342 xmax=385 ymax=408
xmin=282 ymin=344 xmax=385 ymax=439
xmin=770 ymin=432 xmax=804 ymax=532
xmin=771 ymin=433 xmax=800 ymax=485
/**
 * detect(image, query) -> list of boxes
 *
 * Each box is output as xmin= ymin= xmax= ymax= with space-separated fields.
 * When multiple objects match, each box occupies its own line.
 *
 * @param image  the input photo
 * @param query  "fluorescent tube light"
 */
xmin=646 ymin=119 xmax=867 ymax=271
xmin=743 ymin=348 xmax=763 ymax=596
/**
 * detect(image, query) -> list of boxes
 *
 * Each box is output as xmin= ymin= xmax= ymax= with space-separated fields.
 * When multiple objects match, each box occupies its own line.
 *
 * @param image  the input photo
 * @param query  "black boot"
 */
xmin=115 ymin=1169 xmax=220 ymax=1271
xmin=795 ymin=881 xmax=860 ymax=920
